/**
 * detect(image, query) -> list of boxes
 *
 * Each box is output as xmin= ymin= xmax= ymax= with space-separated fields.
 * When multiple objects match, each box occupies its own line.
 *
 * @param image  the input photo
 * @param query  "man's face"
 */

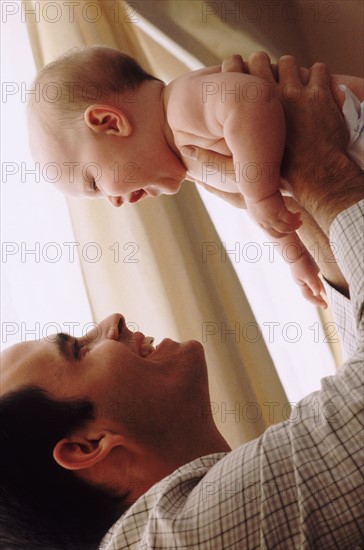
xmin=1 ymin=313 xmax=209 ymax=444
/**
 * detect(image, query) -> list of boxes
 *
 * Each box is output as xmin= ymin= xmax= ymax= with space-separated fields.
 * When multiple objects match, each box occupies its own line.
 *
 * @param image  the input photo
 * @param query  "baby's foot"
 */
xmin=290 ymin=252 xmax=327 ymax=308
xmin=247 ymin=191 xmax=302 ymax=239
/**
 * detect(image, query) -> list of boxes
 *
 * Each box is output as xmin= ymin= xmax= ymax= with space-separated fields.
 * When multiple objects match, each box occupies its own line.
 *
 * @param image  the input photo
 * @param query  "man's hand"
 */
xmin=246 ymin=54 xmax=363 ymax=234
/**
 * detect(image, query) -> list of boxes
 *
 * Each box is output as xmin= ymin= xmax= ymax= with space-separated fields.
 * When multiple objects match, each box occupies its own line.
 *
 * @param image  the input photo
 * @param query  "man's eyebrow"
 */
xmin=55 ymin=332 xmax=73 ymax=359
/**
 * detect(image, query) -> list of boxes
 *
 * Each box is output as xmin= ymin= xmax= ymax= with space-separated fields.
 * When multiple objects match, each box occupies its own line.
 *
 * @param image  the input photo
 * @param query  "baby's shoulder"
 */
xmin=164 ymin=68 xmax=221 ymax=129
xmin=165 ymin=65 xmax=221 ymax=97
xmin=165 ymin=67 xmax=268 ymax=105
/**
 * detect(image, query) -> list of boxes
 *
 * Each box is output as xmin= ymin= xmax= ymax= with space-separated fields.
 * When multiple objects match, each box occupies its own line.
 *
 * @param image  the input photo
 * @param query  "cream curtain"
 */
xmin=24 ymin=0 xmax=324 ymax=448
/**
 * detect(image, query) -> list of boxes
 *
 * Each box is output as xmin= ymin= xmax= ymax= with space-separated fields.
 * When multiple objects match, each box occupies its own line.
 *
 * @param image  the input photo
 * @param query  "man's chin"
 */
xmin=183 ymin=339 xmax=207 ymax=368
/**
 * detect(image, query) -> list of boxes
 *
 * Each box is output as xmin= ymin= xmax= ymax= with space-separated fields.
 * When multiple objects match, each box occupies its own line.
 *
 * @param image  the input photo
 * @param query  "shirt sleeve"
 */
xmin=323 ymin=281 xmax=356 ymax=360
xmin=101 ymin=201 xmax=364 ymax=549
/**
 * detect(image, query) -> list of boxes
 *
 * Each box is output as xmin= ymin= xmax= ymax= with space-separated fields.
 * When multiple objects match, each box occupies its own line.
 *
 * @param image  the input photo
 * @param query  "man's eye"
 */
xmin=73 ymin=340 xmax=91 ymax=359
xmin=73 ymin=340 xmax=81 ymax=359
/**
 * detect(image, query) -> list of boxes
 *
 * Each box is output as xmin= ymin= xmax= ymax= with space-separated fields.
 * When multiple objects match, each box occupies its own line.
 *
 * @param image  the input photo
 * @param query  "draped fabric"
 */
xmin=24 ymin=0 xmax=358 ymax=447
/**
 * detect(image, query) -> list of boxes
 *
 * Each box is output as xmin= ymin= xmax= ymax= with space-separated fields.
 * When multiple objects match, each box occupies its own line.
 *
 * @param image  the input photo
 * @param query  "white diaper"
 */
xmin=339 ymin=84 xmax=364 ymax=169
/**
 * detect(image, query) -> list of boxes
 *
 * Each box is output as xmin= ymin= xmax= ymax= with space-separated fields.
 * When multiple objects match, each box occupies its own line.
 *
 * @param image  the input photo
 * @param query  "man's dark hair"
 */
xmin=0 ymin=386 xmax=128 ymax=549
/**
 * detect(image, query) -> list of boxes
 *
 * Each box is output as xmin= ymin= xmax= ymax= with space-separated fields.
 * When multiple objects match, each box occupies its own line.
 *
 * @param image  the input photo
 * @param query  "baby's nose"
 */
xmin=145 ymin=187 xmax=161 ymax=197
xmin=107 ymin=195 xmax=123 ymax=207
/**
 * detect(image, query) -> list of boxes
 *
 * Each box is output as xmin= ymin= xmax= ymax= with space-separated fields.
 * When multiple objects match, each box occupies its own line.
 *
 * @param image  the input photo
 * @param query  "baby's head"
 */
xmin=28 ymin=46 xmax=186 ymax=206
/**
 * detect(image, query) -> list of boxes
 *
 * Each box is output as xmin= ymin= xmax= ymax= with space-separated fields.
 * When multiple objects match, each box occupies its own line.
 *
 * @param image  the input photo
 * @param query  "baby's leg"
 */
xmin=274 ymin=232 xmax=327 ymax=308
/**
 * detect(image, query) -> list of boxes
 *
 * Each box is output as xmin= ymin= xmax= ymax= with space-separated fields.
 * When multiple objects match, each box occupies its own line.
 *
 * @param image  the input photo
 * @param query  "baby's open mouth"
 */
xmin=129 ymin=190 xmax=147 ymax=203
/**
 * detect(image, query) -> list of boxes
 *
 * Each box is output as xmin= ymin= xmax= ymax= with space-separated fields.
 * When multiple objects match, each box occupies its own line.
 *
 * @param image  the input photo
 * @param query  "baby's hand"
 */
xmin=289 ymin=248 xmax=327 ymax=308
xmin=246 ymin=190 xmax=302 ymax=239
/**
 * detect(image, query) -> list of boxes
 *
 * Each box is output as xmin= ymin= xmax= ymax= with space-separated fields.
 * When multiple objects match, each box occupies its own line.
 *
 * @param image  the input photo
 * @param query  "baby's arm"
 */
xmin=166 ymin=70 xmax=301 ymax=237
xmin=213 ymin=72 xmax=302 ymax=237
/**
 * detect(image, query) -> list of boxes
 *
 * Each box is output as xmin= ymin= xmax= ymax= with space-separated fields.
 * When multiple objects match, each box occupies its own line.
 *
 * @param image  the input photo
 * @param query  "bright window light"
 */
xmin=197 ymin=182 xmax=336 ymax=403
xmin=1 ymin=16 xmax=92 ymax=350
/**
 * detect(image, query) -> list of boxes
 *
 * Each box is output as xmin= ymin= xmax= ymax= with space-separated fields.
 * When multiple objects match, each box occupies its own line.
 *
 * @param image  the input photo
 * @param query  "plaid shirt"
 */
xmin=100 ymin=201 xmax=364 ymax=550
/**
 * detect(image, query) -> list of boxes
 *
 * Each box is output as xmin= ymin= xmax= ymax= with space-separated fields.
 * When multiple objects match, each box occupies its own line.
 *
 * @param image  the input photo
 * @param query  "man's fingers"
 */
xmin=221 ymin=54 xmax=246 ymax=73
xmin=309 ymin=61 xmax=331 ymax=88
xmin=247 ymin=51 xmax=276 ymax=82
xmin=181 ymin=145 xmax=231 ymax=166
xmin=277 ymin=55 xmax=301 ymax=87
xmin=305 ymin=62 xmax=335 ymax=108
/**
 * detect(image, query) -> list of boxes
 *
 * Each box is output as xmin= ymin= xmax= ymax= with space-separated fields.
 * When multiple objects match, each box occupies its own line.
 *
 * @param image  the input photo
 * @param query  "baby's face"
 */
xmin=32 ymin=119 xmax=187 ymax=207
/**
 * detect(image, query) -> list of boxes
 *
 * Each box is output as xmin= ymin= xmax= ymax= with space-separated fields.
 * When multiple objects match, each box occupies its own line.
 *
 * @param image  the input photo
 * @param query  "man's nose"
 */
xmin=101 ymin=314 xmax=125 ymax=341
xmin=84 ymin=314 xmax=124 ymax=345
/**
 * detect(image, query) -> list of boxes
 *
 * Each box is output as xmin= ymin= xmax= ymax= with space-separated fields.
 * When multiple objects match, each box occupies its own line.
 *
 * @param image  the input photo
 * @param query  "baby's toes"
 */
xmin=263 ymin=217 xmax=301 ymax=235
xmin=300 ymin=283 xmax=327 ymax=308
xmin=309 ymin=276 xmax=325 ymax=297
xmin=277 ymin=209 xmax=302 ymax=230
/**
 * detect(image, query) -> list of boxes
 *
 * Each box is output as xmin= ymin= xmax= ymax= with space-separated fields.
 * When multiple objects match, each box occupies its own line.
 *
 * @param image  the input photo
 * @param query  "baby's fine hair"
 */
xmin=29 ymin=46 xmax=158 ymax=129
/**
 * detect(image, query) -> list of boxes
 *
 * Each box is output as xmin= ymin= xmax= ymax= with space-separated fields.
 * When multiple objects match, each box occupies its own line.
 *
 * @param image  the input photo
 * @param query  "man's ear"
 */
xmin=53 ymin=431 xmax=125 ymax=471
xmin=84 ymin=104 xmax=132 ymax=136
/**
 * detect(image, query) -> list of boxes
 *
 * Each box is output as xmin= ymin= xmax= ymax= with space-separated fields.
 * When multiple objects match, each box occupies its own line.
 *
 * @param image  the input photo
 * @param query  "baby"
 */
xmin=28 ymin=47 xmax=363 ymax=306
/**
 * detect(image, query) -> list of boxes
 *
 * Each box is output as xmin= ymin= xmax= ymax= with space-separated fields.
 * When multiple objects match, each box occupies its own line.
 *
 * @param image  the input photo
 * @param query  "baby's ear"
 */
xmin=84 ymin=105 xmax=132 ymax=136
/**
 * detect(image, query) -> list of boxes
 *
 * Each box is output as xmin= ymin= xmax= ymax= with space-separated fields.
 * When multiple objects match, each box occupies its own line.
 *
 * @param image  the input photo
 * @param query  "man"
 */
xmin=1 ymin=55 xmax=363 ymax=549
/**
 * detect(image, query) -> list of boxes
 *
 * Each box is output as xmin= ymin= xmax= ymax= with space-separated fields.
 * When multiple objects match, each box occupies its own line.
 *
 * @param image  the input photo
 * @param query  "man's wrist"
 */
xmin=291 ymin=154 xmax=363 ymax=236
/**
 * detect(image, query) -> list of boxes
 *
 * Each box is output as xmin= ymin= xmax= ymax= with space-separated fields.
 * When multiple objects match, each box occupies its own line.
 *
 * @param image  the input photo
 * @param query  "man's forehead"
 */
xmin=0 ymin=340 xmax=52 ymax=395
xmin=2 ymin=340 xmax=34 ymax=366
